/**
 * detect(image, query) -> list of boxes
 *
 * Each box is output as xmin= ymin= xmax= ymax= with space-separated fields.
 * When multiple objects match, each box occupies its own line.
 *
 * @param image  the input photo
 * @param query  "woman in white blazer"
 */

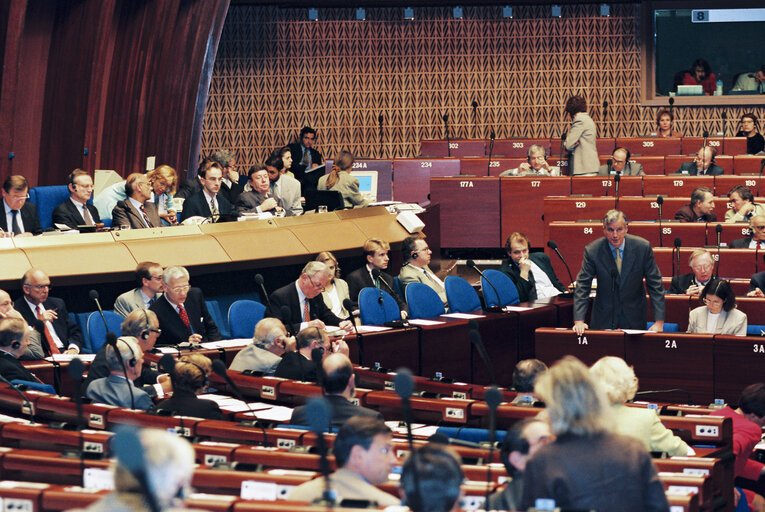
xmin=687 ymin=279 xmax=747 ymax=336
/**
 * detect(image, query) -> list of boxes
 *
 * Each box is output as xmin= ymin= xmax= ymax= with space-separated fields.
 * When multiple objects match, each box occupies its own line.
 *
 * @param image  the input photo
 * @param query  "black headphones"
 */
xmin=10 ymin=338 xmax=21 ymax=351
xmin=527 ymin=146 xmax=547 ymax=163
xmin=139 ymin=308 xmax=151 ymax=341
xmin=118 ymin=337 xmax=138 ymax=368
xmin=181 ymin=360 xmax=209 ymax=389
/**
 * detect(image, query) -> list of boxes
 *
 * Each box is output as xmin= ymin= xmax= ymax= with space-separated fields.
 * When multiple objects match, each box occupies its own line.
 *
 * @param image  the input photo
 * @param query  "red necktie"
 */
xmin=140 ymin=205 xmax=154 ymax=228
xmin=36 ymin=306 xmax=60 ymax=355
xmin=178 ymin=304 xmax=190 ymax=329
xmin=303 ymin=300 xmax=310 ymax=322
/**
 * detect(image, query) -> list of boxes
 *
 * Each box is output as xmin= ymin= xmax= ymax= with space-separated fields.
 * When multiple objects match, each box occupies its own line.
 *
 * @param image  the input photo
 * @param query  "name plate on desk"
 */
xmin=111 ymin=224 xmax=202 ymax=240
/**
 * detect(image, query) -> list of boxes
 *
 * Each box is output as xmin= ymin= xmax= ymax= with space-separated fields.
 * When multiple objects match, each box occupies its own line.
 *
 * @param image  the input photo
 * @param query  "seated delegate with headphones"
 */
xmin=85 ymin=336 xmax=154 ymax=411
xmin=155 ymin=354 xmax=222 ymax=420
xmin=499 ymin=145 xmax=561 ymax=176
xmin=673 ymin=146 xmax=724 ymax=176
xmin=0 ymin=317 xmax=45 ymax=383
xmin=597 ymin=147 xmax=645 ymax=176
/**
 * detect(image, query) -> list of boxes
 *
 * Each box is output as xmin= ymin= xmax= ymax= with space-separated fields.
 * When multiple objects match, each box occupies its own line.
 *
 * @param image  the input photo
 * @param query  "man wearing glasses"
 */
xmin=111 ymin=173 xmax=161 ymax=229
xmin=265 ymin=261 xmax=354 ymax=334
xmin=667 ymin=249 xmax=716 ymax=295
xmin=113 ymin=261 xmax=164 ymax=318
xmin=14 ymin=268 xmax=82 ymax=355
xmin=150 ymin=266 xmax=222 ymax=346
xmin=51 ymin=169 xmax=101 ymax=230
xmin=731 ymin=215 xmax=765 ymax=249
xmin=0 ymin=175 xmax=42 ymax=236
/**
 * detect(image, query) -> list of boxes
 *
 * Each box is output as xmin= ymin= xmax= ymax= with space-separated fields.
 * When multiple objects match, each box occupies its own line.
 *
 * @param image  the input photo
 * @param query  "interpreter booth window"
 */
xmin=654 ymin=8 xmax=765 ymax=98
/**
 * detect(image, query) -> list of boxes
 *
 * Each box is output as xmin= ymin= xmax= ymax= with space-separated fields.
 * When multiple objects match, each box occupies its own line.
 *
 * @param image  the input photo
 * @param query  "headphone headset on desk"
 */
xmin=140 ymin=308 xmax=151 ymax=341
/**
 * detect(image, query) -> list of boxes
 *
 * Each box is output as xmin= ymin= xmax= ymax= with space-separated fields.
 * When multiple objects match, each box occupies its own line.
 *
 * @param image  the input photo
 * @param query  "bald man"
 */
xmin=289 ymin=353 xmax=382 ymax=428
xmin=229 ymin=317 xmax=294 ymax=374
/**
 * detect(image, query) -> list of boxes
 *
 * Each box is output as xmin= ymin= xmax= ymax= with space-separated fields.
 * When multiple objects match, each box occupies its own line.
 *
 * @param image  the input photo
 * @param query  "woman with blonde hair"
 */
xmin=317 ymin=151 xmax=369 ymax=208
xmin=315 ymin=251 xmax=350 ymax=319
xmin=146 ymin=165 xmax=178 ymax=225
xmin=590 ymin=356 xmax=693 ymax=456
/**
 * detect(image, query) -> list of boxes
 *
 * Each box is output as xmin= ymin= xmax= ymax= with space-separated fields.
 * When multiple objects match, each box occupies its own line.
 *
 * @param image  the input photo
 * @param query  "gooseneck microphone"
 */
xmin=604 ymin=159 xmax=613 ymax=196
xmin=378 ymin=113 xmax=385 ymax=159
xmin=668 ymin=96 xmax=674 ymax=115
xmin=468 ymin=324 xmax=497 ymax=386
xmin=443 ymin=113 xmax=451 ymax=157
xmin=703 ymin=129 xmax=709 ymax=149
xmin=546 ymin=240 xmax=574 ymax=293
xmin=107 ymin=333 xmax=134 ymax=410
xmin=715 ymin=224 xmax=723 ymax=276
xmin=484 ymin=386 xmax=503 ymax=508
xmin=394 ymin=368 xmax=421 ymax=512
xmin=306 ymin=397 xmax=335 ymax=506
xmin=254 ymin=274 xmax=270 ymax=309
xmin=602 ymin=100 xmax=609 ymax=138
xmin=466 ymin=260 xmax=502 ymax=311
xmin=211 ymin=359 xmax=269 ymax=446
xmin=89 ymin=290 xmax=109 ymax=334
xmin=673 ymin=238 xmax=682 ymax=279
xmin=613 ymin=173 xmax=621 ymax=210
xmin=0 ymin=373 xmax=35 ymax=423
xmin=486 ymin=130 xmax=496 ymax=176
xmin=657 ymin=196 xmax=664 ymax=248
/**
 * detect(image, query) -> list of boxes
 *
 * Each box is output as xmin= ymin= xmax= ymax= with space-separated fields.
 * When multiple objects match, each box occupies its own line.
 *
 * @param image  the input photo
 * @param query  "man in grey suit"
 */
xmin=266 ymin=154 xmax=303 ymax=215
xmin=111 ymin=173 xmax=161 ymax=228
xmin=229 ymin=317 xmax=292 ymax=374
xmin=113 ymin=261 xmax=164 ymax=318
xmin=597 ymin=147 xmax=645 ymax=176
xmin=573 ymin=210 xmax=665 ymax=335
xmin=398 ymin=235 xmax=447 ymax=306
xmin=86 ymin=336 xmax=154 ymax=410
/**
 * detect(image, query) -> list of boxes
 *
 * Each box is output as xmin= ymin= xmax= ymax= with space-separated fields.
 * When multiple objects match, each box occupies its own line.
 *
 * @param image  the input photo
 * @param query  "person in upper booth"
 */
xmin=674 ymin=186 xmax=717 ymax=223
xmin=668 ymin=248 xmax=715 ymax=295
xmin=235 ymin=165 xmax=284 ymax=216
xmin=318 ymin=151 xmax=370 ymax=209
xmin=288 ymin=126 xmax=325 ymax=194
xmin=0 ymin=175 xmax=42 ymax=236
xmin=499 ymin=145 xmax=560 ymax=176
xmin=730 ymin=215 xmax=765 ymax=249
xmin=111 ymin=173 xmax=161 ymax=229
xmin=726 ymin=185 xmax=765 ymax=223
xmin=51 ymin=169 xmax=101 ymax=230
xmin=265 ymin=152 xmax=303 ymax=215
xmin=500 ymin=232 xmax=567 ymax=303
xmin=680 ymin=58 xmax=717 ymax=96
xmin=687 ymin=279 xmax=747 ymax=336
xmin=735 ymin=113 xmax=765 ymax=155
xmin=674 ymin=146 xmax=724 ymax=176
xmin=597 ymin=147 xmax=645 ymax=176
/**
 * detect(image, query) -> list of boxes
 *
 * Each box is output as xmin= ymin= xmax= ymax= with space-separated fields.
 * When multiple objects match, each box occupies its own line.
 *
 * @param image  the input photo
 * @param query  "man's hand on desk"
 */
xmin=63 ymin=347 xmax=79 ymax=355
xmin=306 ymin=319 xmax=326 ymax=330
xmin=748 ymin=288 xmax=765 ymax=298
xmin=573 ymin=321 xmax=588 ymax=336
xmin=648 ymin=321 xmax=664 ymax=333
xmin=188 ymin=334 xmax=203 ymax=344
xmin=338 ymin=320 xmax=354 ymax=333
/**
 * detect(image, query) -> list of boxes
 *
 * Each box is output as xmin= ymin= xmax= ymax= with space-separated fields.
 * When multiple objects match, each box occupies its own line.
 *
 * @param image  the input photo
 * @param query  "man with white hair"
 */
xmin=668 ymin=248 xmax=715 ymax=295
xmin=86 ymin=336 xmax=154 ymax=410
xmin=228 ymin=317 xmax=293 ymax=374
xmin=265 ymin=261 xmax=353 ymax=333
xmin=149 ymin=266 xmax=222 ymax=346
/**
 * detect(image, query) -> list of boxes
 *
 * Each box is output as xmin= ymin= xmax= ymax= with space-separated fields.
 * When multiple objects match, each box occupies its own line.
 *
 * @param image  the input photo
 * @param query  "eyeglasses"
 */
xmin=170 ymin=285 xmax=191 ymax=293
xmin=308 ymin=276 xmax=325 ymax=291
xmin=753 ymin=225 xmax=765 ymax=230
xmin=149 ymin=276 xmax=163 ymax=281
xmin=25 ymin=284 xmax=51 ymax=291
xmin=7 ymin=194 xmax=29 ymax=200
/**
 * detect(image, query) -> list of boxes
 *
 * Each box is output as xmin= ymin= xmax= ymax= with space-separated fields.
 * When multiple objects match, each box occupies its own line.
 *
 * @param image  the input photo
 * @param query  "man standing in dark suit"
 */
xmin=673 ymin=146 xmax=724 ymax=176
xmin=573 ymin=210 xmax=665 ymax=335
xmin=730 ymin=215 xmax=765 ymax=249
xmin=14 ymin=268 xmax=83 ymax=354
xmin=500 ymin=232 xmax=568 ymax=302
xmin=346 ymin=238 xmax=407 ymax=312
xmin=265 ymin=261 xmax=353 ymax=334
xmin=290 ymin=353 xmax=382 ymax=427
xmin=288 ymin=126 xmax=324 ymax=194
xmin=667 ymin=248 xmax=715 ymax=295
xmin=674 ymin=186 xmax=717 ymax=222
xmin=111 ymin=173 xmax=161 ymax=229
xmin=179 ymin=160 xmax=233 ymax=222
xmin=0 ymin=317 xmax=43 ymax=382
xmin=51 ymin=169 xmax=101 ymax=230
xmin=0 ymin=175 xmax=42 ymax=236
xmin=150 ymin=266 xmax=222 ymax=346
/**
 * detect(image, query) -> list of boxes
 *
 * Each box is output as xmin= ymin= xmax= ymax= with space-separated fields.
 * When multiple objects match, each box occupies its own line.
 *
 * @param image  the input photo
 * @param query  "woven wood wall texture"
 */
xmin=201 ymin=3 xmax=764 ymax=170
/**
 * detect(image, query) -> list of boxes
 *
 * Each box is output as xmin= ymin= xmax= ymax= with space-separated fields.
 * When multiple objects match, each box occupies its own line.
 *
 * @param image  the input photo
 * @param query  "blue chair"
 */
xmin=87 ymin=311 xmax=124 ymax=352
xmin=228 ymin=300 xmax=266 ymax=339
xmin=481 ymin=269 xmax=519 ymax=307
xmin=28 ymin=185 xmax=71 ymax=231
xmin=358 ymin=288 xmax=401 ymax=325
xmin=205 ymin=300 xmax=231 ymax=339
xmin=747 ymin=324 xmax=765 ymax=336
xmin=445 ymin=276 xmax=482 ymax=313
xmin=72 ymin=312 xmax=93 ymax=353
xmin=394 ymin=276 xmax=405 ymax=301
xmin=405 ymin=283 xmax=445 ymax=319
xmin=647 ymin=322 xmax=679 ymax=332
xmin=436 ymin=426 xmax=507 ymax=445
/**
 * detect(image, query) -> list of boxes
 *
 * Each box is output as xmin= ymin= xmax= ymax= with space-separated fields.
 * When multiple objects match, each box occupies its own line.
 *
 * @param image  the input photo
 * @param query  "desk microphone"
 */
xmin=0 ymin=374 xmax=35 ymax=423
xmin=604 ymin=159 xmax=613 ymax=196
xmin=442 ymin=113 xmax=451 ymax=157
xmin=756 ymin=245 xmax=761 ymax=274
xmin=602 ymin=99 xmax=609 ymax=138
xmin=394 ymin=368 xmax=421 ymax=512
xmin=486 ymin=130 xmax=496 ymax=176
xmin=306 ymin=397 xmax=335 ymax=506
xmin=657 ymin=196 xmax=664 ymax=247
xmin=546 ymin=240 xmax=575 ymax=293
xmin=715 ymin=224 xmax=722 ymax=276
xmin=211 ymin=359 xmax=269 ymax=446
xmin=468 ymin=326 xmax=497 ymax=386
xmin=112 ymin=426 xmax=161 ymax=512
xmin=484 ymin=386 xmax=502 ymax=508
xmin=89 ymin=289 xmax=109 ymax=334
xmin=254 ymin=274 xmax=270 ymax=309
xmin=280 ymin=305 xmax=295 ymax=338
xmin=721 ymin=110 xmax=727 ymax=147
xmin=106 ymin=333 xmax=134 ymax=410
xmin=466 ymin=260 xmax=502 ymax=311
xmin=668 ymin=96 xmax=674 ymax=115
xmin=703 ymin=129 xmax=709 ymax=149
xmin=673 ymin=238 xmax=682 ymax=279
xmin=758 ymin=158 xmax=765 ymax=197
xmin=613 ymin=173 xmax=621 ymax=210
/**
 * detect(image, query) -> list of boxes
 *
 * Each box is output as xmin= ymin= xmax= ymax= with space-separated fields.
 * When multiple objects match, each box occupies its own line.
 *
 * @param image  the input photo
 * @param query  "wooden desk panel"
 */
xmin=286 ymin=221 xmax=369 ymax=254
xmin=459 ymin=157 xmax=523 ymax=177
xmin=352 ymin=327 xmax=420 ymax=374
xmin=535 ymin=328 xmax=626 ymax=366
xmin=655 ymin=249 xmax=757 ymax=282
xmin=714 ymin=335 xmax=765 ymax=403
xmin=419 ymin=318 xmax=473 ymax=383
xmin=420 ymin=139 xmax=486 ymax=158
xmin=471 ymin=312 xmax=519 ymax=387
xmin=729 ymin=297 xmax=765 ymax=325
xmin=632 ymin=156 xmax=667 ymax=175
xmin=0 ymin=244 xmax=32 ymax=282
xmin=722 ymin=137 xmax=748 ymax=156
xmin=501 ymin=177 xmax=570 ymax=244
xmin=616 ymin=137 xmax=682 ymax=156
xmin=493 ymin=139 xmax=551 ymax=158
xmin=625 ymin=332 xmax=713 ymax=404
xmin=545 ymin=222 xmax=602 ymax=283
xmin=345 ymin=212 xmax=410 ymax=245
xmin=714 ymin=176 xmax=765 ymax=199
xmin=732 ymin=155 xmax=765 ymax=175
xmin=199 ymin=218 xmax=278 ymax=234
xmin=430 ymin=177 xmax=500 ymax=248
xmin=120 ymin=235 xmax=230 ymax=269
xmin=570 ymin=176 xmax=642 ymax=196
xmin=211 ymin=229 xmax=308 ymax=264
xmin=627 ymin=222 xmax=707 ymax=248
xmin=392 ymin=158 xmax=461 ymax=204
xmin=681 ymin=137 xmax=726 ymax=155
xmin=110 ymin=225 xmax=203 ymax=240
xmin=643 ymin=176 xmax=714 ymax=197
xmin=549 ymin=138 xmax=615 ymax=157
xmin=516 ymin=303 xmax=559 ymax=361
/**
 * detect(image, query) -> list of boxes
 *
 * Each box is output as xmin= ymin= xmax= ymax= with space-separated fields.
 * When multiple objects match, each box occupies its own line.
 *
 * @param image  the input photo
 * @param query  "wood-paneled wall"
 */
xmin=201 ymin=3 xmax=765 ymax=173
xmin=0 ymin=0 xmax=229 ymax=187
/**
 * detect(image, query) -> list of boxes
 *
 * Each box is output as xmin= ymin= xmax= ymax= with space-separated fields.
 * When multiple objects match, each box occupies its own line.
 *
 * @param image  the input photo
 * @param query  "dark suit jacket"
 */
xmin=234 ymin=190 xmax=274 ymax=214
xmin=290 ymin=394 xmax=383 ymax=428
xmin=179 ymin=189 xmax=232 ymax=222
xmin=573 ymin=234 xmax=665 ymax=330
xmin=0 ymin=202 xmax=42 ymax=235
xmin=674 ymin=162 xmax=724 ymax=176
xmin=667 ymin=273 xmax=715 ymax=294
xmin=673 ymin=204 xmax=717 ymax=223
xmin=750 ymin=271 xmax=765 ymax=293
xmin=0 ymin=351 xmax=38 ymax=382
xmin=149 ymin=289 xmax=222 ymax=346
xmin=51 ymin=199 xmax=101 ymax=229
xmin=14 ymin=296 xmax=83 ymax=351
xmin=265 ymin=282 xmax=343 ymax=333
xmin=288 ymin=142 xmax=324 ymax=194
xmin=155 ymin=389 xmax=223 ymax=420
xmin=274 ymin=351 xmax=318 ymax=382
xmin=111 ymin=199 xmax=161 ymax=229
xmin=175 ymin=179 xmax=243 ymax=205
xmin=345 ymin=267 xmax=407 ymax=311
xmin=499 ymin=252 xmax=567 ymax=302
xmin=730 ymin=237 xmax=757 ymax=248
